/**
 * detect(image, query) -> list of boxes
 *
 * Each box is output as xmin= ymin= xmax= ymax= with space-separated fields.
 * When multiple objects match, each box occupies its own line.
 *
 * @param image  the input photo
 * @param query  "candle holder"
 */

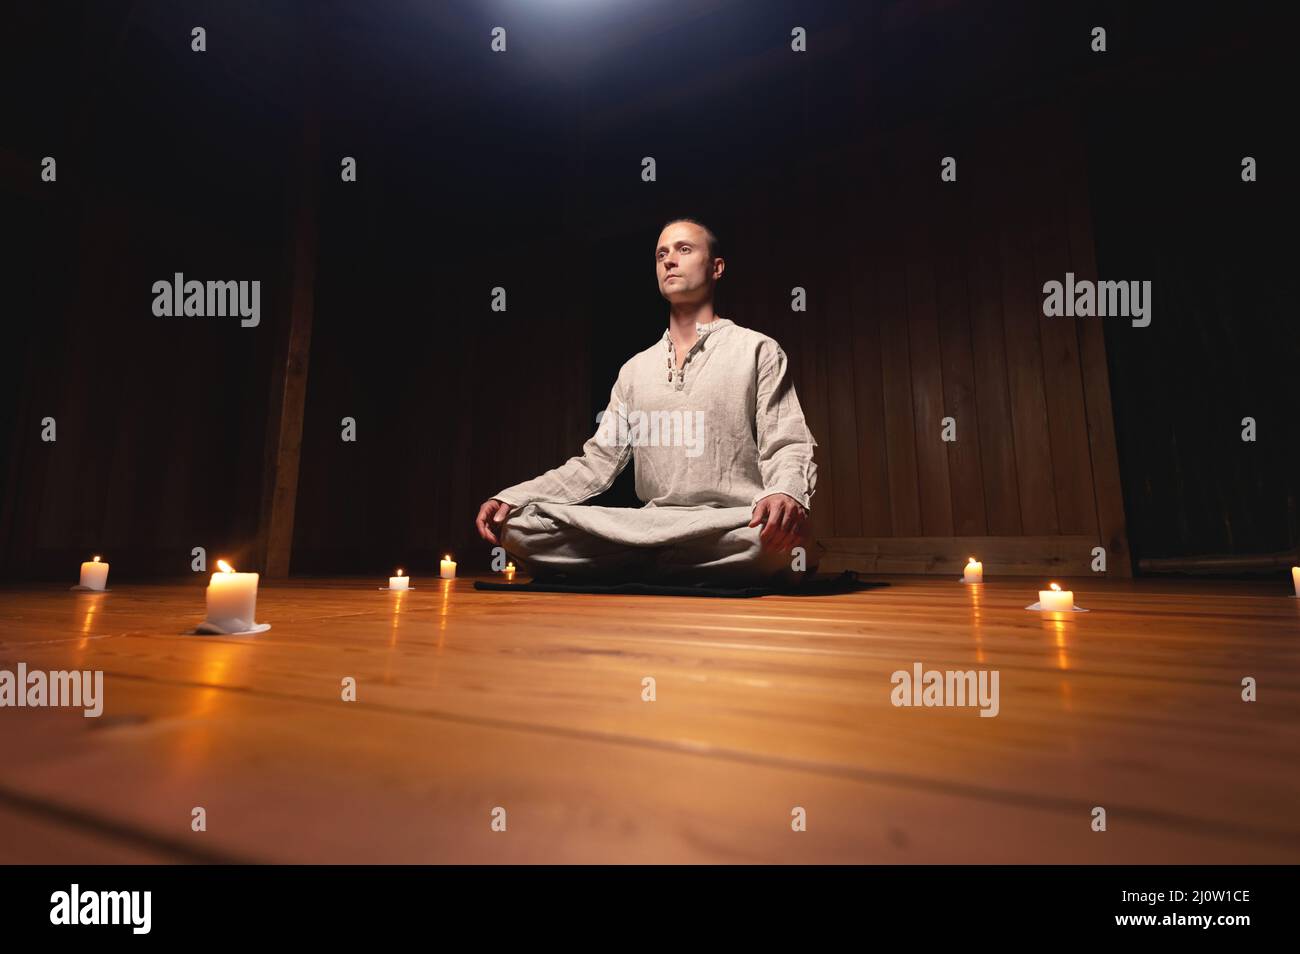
xmin=69 ymin=584 xmax=112 ymax=592
xmin=188 ymin=618 xmax=271 ymax=636
xmin=1024 ymin=602 xmax=1089 ymax=612
xmin=377 ymin=585 xmax=415 ymax=591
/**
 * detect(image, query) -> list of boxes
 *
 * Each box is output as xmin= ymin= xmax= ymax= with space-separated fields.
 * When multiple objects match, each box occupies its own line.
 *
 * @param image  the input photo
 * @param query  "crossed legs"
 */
xmin=499 ymin=503 xmax=818 ymax=588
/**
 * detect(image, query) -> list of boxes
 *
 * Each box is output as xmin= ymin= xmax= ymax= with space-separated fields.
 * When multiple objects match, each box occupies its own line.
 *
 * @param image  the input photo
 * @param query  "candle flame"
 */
xmin=93 ymin=555 xmax=101 ymax=562
xmin=444 ymin=554 xmax=451 ymax=562
xmin=967 ymin=557 xmax=976 ymax=565
xmin=218 ymin=560 xmax=235 ymax=574
xmin=1050 ymin=582 xmax=1061 ymax=591
xmin=397 ymin=568 xmax=404 ymax=577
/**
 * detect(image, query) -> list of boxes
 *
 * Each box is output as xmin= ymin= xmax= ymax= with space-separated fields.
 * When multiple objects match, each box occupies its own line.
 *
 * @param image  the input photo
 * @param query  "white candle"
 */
xmin=206 ymin=560 xmax=259 ymax=627
xmin=1292 ymin=566 xmax=1299 ymax=598
xmin=1039 ymin=582 xmax=1074 ymax=611
xmin=79 ymin=555 xmax=109 ymax=590
xmin=962 ymin=557 xmax=983 ymax=583
xmin=440 ymin=554 xmax=457 ymax=580
xmin=389 ymin=568 xmax=409 ymax=590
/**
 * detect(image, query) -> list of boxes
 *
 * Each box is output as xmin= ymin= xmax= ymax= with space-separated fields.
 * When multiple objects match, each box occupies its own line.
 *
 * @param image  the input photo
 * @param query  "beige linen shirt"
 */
xmin=493 ymin=317 xmax=818 ymax=546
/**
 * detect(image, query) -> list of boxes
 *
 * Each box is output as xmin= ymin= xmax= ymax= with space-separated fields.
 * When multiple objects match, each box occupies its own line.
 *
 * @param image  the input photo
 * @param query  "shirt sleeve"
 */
xmin=492 ymin=371 xmax=634 ymax=509
xmin=752 ymin=340 xmax=819 ymax=511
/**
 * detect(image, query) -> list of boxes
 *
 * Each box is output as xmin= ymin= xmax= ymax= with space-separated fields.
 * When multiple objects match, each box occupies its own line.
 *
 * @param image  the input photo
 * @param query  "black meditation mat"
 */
xmin=473 ymin=570 xmax=887 ymax=599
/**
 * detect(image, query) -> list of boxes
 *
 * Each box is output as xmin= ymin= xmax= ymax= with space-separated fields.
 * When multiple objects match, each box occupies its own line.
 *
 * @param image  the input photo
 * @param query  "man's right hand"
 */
xmin=475 ymin=498 xmax=513 ymax=545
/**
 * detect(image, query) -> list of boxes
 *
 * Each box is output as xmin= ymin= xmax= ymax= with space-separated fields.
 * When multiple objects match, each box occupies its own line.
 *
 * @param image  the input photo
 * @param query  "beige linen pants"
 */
xmin=500 ymin=503 xmax=816 ymax=587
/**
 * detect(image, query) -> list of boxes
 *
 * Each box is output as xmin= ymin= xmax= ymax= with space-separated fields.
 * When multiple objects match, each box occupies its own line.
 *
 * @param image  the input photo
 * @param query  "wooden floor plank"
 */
xmin=0 ymin=801 xmax=183 ymax=864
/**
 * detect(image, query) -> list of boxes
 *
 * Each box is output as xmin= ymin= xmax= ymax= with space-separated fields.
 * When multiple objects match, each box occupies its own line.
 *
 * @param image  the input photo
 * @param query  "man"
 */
xmin=474 ymin=218 xmax=819 ymax=586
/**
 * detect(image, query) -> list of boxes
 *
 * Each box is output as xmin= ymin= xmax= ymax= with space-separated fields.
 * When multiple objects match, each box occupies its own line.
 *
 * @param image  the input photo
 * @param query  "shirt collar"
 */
xmin=662 ymin=316 xmax=733 ymax=346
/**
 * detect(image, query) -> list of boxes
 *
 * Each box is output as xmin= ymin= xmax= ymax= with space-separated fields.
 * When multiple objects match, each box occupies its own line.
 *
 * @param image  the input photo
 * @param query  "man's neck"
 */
xmin=667 ymin=302 xmax=717 ymax=346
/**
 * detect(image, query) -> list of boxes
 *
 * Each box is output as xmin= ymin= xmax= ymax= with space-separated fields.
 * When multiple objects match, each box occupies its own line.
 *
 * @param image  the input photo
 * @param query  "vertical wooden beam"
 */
xmin=1063 ymin=123 xmax=1132 ymax=577
xmin=258 ymin=101 xmax=320 ymax=578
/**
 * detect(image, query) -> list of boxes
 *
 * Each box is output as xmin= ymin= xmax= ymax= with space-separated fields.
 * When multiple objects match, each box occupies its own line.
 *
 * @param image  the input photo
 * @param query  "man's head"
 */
xmin=656 ymin=218 xmax=724 ymax=303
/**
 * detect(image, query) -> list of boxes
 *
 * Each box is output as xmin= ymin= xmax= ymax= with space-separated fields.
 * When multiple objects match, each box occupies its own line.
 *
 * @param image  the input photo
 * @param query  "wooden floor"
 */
xmin=1 ymin=575 xmax=1298 ymax=864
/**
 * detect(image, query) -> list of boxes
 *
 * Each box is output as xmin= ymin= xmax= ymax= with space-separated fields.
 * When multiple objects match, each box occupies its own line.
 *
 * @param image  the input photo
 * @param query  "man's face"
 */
xmin=655 ymin=223 xmax=722 ymax=302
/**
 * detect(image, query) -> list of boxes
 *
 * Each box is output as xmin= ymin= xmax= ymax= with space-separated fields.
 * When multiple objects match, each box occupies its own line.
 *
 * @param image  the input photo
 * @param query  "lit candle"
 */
xmin=79 ymin=555 xmax=109 ymax=591
xmin=504 ymin=562 xmax=516 ymax=582
xmin=389 ymin=568 xmax=409 ymax=590
xmin=205 ymin=560 xmax=260 ymax=628
xmin=440 ymin=554 xmax=457 ymax=580
xmin=962 ymin=556 xmax=983 ymax=583
xmin=1039 ymin=582 xmax=1074 ymax=612
xmin=1293 ymin=566 xmax=1299 ymax=598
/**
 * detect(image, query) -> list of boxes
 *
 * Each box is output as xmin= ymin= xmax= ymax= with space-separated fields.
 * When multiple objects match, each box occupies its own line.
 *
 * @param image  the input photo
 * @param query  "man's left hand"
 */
xmin=748 ymin=493 xmax=809 ymax=552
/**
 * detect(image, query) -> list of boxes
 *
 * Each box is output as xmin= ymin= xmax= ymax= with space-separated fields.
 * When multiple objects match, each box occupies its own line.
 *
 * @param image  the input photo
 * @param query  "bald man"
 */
xmin=475 ymin=218 xmax=819 ymax=587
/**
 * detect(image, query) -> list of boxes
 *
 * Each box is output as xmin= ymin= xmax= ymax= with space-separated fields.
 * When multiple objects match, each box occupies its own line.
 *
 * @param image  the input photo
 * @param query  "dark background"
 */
xmin=1 ymin=0 xmax=1292 ymax=579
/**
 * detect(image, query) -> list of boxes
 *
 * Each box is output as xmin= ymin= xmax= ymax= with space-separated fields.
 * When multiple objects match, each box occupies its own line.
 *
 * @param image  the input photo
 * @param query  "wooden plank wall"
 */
xmin=0 ymin=5 xmax=1144 ymax=582
xmin=0 ymin=189 xmax=290 ymax=581
xmin=727 ymin=106 xmax=1129 ymax=577
xmin=285 ymin=121 xmax=593 ymax=576
xmin=1 ymin=113 xmax=1130 ymax=581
